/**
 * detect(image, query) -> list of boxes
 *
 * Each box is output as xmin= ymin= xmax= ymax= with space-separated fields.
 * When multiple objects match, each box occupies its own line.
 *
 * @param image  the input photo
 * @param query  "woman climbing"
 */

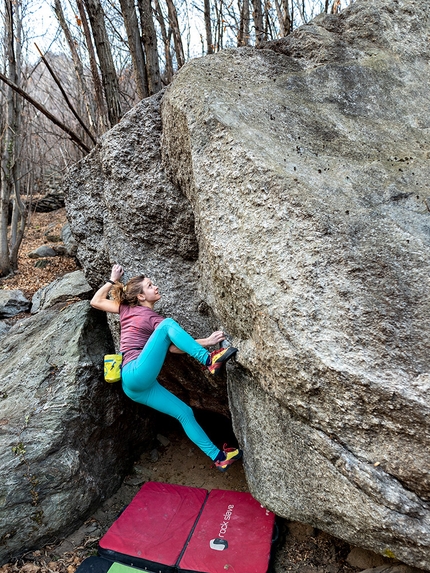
xmin=90 ymin=264 xmax=242 ymax=472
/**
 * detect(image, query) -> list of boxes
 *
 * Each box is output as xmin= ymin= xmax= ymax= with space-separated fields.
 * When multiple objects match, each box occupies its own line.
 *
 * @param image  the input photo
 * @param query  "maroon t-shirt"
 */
xmin=119 ymin=305 xmax=164 ymax=366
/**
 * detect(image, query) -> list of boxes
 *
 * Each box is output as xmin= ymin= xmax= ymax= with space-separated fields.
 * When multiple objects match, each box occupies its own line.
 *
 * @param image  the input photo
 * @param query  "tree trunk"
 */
xmin=82 ymin=0 xmax=122 ymax=127
xmin=251 ymin=0 xmax=264 ymax=46
xmin=165 ymin=0 xmax=185 ymax=69
xmin=53 ymin=0 xmax=98 ymax=136
xmin=204 ymin=0 xmax=214 ymax=53
xmin=137 ymin=0 xmax=162 ymax=94
xmin=238 ymin=0 xmax=250 ymax=46
xmin=0 ymin=0 xmax=25 ymax=276
xmin=281 ymin=0 xmax=291 ymax=34
xmin=119 ymin=0 xmax=149 ymax=99
xmin=76 ymin=0 xmax=109 ymax=132
xmin=214 ymin=0 xmax=224 ymax=51
xmin=153 ymin=0 xmax=174 ymax=84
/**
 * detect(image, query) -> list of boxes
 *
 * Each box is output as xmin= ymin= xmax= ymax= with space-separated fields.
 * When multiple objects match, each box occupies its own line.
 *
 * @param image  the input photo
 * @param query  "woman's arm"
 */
xmin=90 ymin=264 xmax=123 ymax=314
xmin=197 ymin=331 xmax=226 ymax=347
xmin=168 ymin=330 xmax=226 ymax=354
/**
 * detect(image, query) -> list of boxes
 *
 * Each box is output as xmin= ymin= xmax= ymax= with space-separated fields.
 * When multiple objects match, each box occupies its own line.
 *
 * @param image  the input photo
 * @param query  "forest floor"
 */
xmin=0 ymin=209 xmax=391 ymax=573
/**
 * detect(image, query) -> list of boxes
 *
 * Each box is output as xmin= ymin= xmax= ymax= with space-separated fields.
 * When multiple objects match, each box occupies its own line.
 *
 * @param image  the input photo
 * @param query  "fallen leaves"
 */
xmin=0 ymin=550 xmax=86 ymax=573
xmin=0 ymin=208 xmax=79 ymax=300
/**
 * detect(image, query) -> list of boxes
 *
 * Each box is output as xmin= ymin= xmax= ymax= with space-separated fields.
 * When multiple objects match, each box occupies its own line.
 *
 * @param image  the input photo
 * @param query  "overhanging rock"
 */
xmin=160 ymin=0 xmax=430 ymax=567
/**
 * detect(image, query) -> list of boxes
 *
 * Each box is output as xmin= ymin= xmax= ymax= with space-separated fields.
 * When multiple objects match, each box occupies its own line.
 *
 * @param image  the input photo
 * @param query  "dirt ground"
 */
xmin=0 ymin=209 xmax=386 ymax=573
xmin=0 ymin=418 xmax=361 ymax=573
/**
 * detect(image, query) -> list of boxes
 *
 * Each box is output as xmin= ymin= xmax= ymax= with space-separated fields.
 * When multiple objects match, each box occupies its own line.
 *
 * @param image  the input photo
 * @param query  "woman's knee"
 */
xmin=158 ymin=317 xmax=178 ymax=330
xmin=176 ymin=403 xmax=195 ymax=424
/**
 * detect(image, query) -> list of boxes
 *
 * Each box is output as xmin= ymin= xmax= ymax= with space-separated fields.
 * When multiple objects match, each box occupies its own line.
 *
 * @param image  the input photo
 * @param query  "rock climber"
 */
xmin=90 ymin=264 xmax=242 ymax=472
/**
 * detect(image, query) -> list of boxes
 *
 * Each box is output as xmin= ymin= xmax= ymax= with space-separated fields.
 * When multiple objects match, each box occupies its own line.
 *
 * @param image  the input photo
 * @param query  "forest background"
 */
xmin=0 ymin=0 xmax=351 ymax=278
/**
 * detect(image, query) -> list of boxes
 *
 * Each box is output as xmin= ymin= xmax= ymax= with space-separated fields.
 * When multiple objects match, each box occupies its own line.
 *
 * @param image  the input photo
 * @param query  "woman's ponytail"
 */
xmin=111 ymin=282 xmax=126 ymax=304
xmin=111 ymin=275 xmax=146 ymax=307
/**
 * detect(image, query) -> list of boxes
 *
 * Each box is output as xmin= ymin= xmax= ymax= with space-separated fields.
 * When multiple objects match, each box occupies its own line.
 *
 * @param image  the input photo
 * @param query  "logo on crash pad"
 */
xmin=210 ymin=538 xmax=228 ymax=551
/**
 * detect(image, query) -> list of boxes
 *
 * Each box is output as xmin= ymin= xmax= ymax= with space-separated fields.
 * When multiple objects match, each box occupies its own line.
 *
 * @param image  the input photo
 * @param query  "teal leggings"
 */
xmin=121 ymin=318 xmax=220 ymax=461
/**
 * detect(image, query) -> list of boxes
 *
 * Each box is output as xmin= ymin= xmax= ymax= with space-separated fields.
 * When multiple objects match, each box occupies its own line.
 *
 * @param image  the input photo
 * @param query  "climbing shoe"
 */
xmin=207 ymin=346 xmax=238 ymax=375
xmin=214 ymin=444 xmax=243 ymax=472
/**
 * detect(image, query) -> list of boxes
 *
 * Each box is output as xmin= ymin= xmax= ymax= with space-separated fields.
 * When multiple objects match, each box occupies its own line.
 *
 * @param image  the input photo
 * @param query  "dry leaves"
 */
xmin=0 ymin=208 xmax=79 ymax=300
xmin=0 ymin=549 xmax=88 ymax=573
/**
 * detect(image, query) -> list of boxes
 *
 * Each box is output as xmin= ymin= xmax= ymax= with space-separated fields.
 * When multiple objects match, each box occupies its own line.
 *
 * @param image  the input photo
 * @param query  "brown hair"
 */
xmin=111 ymin=275 xmax=146 ymax=307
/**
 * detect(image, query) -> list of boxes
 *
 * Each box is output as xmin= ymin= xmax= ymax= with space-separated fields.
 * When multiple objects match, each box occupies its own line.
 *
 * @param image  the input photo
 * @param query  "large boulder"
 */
xmin=161 ymin=0 xmax=430 ymax=568
xmin=63 ymin=0 xmax=430 ymax=568
xmin=0 ymin=301 xmax=152 ymax=564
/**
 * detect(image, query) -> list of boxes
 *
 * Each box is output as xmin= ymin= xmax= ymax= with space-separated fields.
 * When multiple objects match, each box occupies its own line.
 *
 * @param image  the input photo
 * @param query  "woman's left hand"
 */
xmin=205 ymin=330 xmax=226 ymax=346
xmin=110 ymin=264 xmax=124 ymax=282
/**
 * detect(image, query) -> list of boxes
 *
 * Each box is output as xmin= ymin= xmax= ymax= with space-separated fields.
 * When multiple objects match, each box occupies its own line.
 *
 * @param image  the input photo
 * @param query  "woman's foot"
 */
xmin=207 ymin=346 xmax=238 ymax=375
xmin=214 ymin=444 xmax=243 ymax=472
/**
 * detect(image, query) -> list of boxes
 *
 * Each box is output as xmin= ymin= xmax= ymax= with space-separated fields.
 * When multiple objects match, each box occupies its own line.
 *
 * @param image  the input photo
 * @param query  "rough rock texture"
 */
xmin=0 ymin=301 xmax=152 ymax=564
xmin=31 ymin=270 xmax=92 ymax=313
xmin=0 ymin=321 xmax=10 ymax=338
xmin=63 ymin=0 xmax=430 ymax=568
xmin=0 ymin=289 xmax=30 ymax=317
xmin=64 ymin=92 xmax=230 ymax=417
xmin=161 ymin=0 xmax=430 ymax=567
xmin=61 ymin=222 xmax=78 ymax=257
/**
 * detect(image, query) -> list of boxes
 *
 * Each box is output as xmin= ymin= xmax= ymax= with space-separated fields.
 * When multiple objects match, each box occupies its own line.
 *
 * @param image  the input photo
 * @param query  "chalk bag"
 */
xmin=104 ymin=354 xmax=122 ymax=383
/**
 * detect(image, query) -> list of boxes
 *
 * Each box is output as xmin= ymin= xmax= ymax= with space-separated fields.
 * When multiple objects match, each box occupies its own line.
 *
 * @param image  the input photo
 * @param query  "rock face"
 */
xmin=63 ymin=0 xmax=430 ymax=568
xmin=160 ymin=0 xmax=430 ymax=567
xmin=0 ymin=301 xmax=151 ymax=564
xmin=64 ymin=93 xmax=230 ymax=417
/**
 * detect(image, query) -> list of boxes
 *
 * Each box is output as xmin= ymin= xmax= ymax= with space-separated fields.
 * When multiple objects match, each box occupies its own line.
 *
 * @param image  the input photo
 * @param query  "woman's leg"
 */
xmin=124 ymin=378 xmax=220 ymax=460
xmin=121 ymin=318 xmax=219 ymax=459
xmin=122 ymin=318 xmax=209 ymax=394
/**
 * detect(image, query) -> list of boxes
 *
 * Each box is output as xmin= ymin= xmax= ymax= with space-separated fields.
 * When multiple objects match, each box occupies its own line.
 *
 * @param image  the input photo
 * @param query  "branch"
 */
xmin=34 ymin=43 xmax=97 ymax=145
xmin=0 ymin=71 xmax=91 ymax=154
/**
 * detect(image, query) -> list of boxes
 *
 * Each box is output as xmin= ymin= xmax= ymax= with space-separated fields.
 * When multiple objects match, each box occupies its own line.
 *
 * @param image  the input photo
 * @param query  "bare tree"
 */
xmin=204 ymin=0 xmax=214 ymax=53
xmin=251 ymin=0 xmax=265 ymax=45
xmin=274 ymin=0 xmax=291 ymax=36
xmin=119 ymin=0 xmax=149 ymax=99
xmin=153 ymin=0 xmax=174 ymax=84
xmin=165 ymin=0 xmax=185 ymax=69
xmin=137 ymin=0 xmax=162 ymax=94
xmin=238 ymin=0 xmax=250 ymax=46
xmin=82 ymin=0 xmax=122 ymax=126
xmin=76 ymin=0 xmax=109 ymax=132
xmin=0 ymin=0 xmax=25 ymax=275
xmin=52 ymin=0 xmax=98 ymax=136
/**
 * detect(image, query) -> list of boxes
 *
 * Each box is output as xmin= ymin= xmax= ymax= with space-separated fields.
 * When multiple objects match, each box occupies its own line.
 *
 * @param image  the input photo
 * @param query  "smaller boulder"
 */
xmin=0 ymin=290 xmax=30 ymax=318
xmin=28 ymin=246 xmax=57 ymax=259
xmin=31 ymin=270 xmax=92 ymax=313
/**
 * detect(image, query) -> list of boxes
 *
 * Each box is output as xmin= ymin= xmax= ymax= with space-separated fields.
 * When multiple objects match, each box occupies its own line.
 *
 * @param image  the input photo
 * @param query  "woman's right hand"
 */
xmin=204 ymin=330 xmax=226 ymax=346
xmin=110 ymin=264 xmax=124 ymax=282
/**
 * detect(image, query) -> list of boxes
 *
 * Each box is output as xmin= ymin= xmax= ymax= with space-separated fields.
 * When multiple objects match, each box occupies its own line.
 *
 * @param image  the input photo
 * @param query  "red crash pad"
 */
xmin=99 ymin=481 xmax=207 ymax=572
xmin=98 ymin=482 xmax=275 ymax=573
xmin=178 ymin=489 xmax=275 ymax=573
